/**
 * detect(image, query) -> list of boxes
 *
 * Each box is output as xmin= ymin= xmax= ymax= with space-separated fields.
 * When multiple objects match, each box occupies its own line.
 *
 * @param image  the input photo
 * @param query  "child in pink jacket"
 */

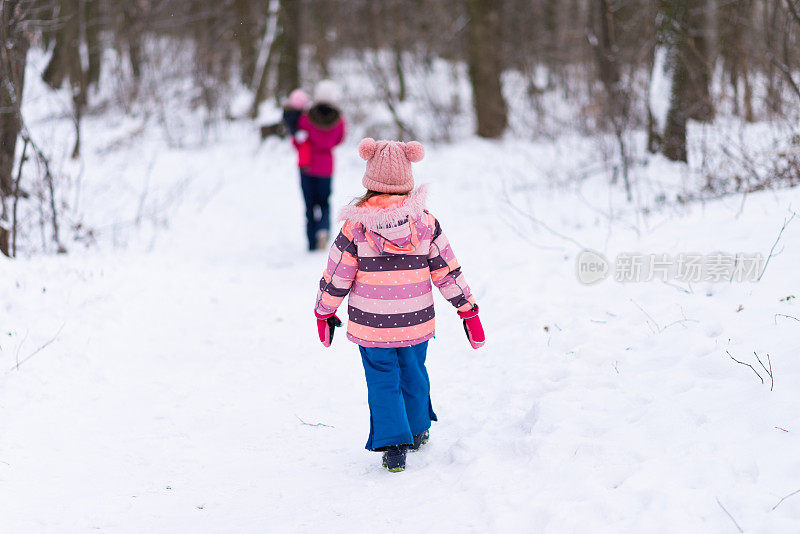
xmin=289 ymin=81 xmax=346 ymax=251
xmin=313 ymin=138 xmax=485 ymax=472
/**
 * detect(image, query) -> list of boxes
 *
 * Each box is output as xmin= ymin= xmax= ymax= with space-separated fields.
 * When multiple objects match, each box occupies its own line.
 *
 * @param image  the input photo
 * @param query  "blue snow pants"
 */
xmin=300 ymin=172 xmax=331 ymax=250
xmin=359 ymin=341 xmax=438 ymax=451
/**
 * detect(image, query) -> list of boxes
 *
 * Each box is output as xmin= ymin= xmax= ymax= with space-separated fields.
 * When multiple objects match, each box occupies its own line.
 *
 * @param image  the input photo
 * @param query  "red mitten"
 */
xmin=297 ymin=140 xmax=311 ymax=168
xmin=457 ymin=305 xmax=485 ymax=349
xmin=294 ymin=132 xmax=311 ymax=169
xmin=315 ymin=310 xmax=342 ymax=347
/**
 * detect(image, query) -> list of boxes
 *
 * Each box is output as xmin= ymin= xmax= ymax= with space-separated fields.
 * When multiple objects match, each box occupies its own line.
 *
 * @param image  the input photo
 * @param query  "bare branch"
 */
xmin=768 ymin=354 xmax=774 ymax=391
xmin=726 ymin=350 xmax=763 ymax=383
xmin=716 ymin=498 xmax=744 ymax=533
xmin=10 ymin=323 xmax=65 ymax=372
xmin=758 ymin=212 xmax=796 ymax=281
xmin=502 ymin=184 xmax=590 ymax=251
xmin=784 ymin=0 xmax=800 ymax=29
xmin=11 ymin=138 xmax=28 ymax=256
xmin=630 ymin=299 xmax=661 ymax=333
xmin=772 ymin=488 xmax=800 ymax=511
xmin=766 ymin=51 xmax=800 ymax=103
xmin=754 ymin=352 xmax=774 ymax=391
xmin=774 ymin=313 xmax=800 ymax=324
xmin=295 ymin=415 xmax=334 ymax=428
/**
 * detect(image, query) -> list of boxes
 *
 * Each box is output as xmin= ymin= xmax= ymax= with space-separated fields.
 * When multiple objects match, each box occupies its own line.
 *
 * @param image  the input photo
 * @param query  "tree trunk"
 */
xmin=391 ymin=0 xmax=407 ymax=102
xmin=467 ymin=0 xmax=508 ymax=138
xmin=685 ymin=0 xmax=713 ymax=122
xmin=663 ymin=57 xmax=689 ymax=162
xmin=276 ymin=0 xmax=300 ymax=97
xmin=0 ymin=1 xmax=29 ymax=196
xmin=312 ymin=0 xmax=331 ymax=78
xmin=250 ymin=0 xmax=280 ymax=117
xmin=233 ymin=0 xmax=262 ymax=86
xmin=121 ymin=4 xmax=144 ymax=82
xmin=85 ymin=0 xmax=103 ymax=88
xmin=658 ymin=0 xmax=699 ymax=162
xmin=42 ymin=0 xmax=86 ymax=158
xmin=764 ymin=0 xmax=782 ymax=115
xmin=590 ymin=0 xmax=633 ymax=198
xmin=0 ymin=0 xmax=30 ymax=256
xmin=590 ymin=0 xmax=619 ymax=88
xmin=43 ymin=0 xmax=83 ymax=94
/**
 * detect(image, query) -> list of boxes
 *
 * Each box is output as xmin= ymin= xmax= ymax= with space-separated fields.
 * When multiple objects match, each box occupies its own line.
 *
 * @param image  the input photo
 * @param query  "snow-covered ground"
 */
xmin=3 ymin=58 xmax=800 ymax=533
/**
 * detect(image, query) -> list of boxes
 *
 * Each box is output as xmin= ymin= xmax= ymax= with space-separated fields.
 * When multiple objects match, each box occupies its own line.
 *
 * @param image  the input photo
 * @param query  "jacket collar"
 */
xmin=338 ymin=185 xmax=428 ymax=231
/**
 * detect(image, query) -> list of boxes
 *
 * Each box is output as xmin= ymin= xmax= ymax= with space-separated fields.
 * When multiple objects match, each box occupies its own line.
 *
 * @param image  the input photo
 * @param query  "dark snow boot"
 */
xmin=408 ymin=430 xmax=429 ymax=452
xmin=381 ymin=445 xmax=407 ymax=472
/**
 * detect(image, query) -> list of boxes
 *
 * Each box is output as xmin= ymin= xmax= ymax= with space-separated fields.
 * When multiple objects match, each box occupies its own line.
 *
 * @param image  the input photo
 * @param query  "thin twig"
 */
xmin=716 ymin=498 xmax=744 ymax=533
xmin=753 ymin=352 xmax=774 ymax=391
xmin=726 ymin=350 xmax=763 ymax=383
xmin=19 ymin=127 xmax=65 ymax=252
xmin=786 ymin=0 xmax=800 ymax=27
xmin=767 ymin=51 xmax=800 ymax=103
xmin=363 ymin=51 xmax=417 ymax=140
xmin=630 ymin=299 xmax=660 ymax=333
xmin=11 ymin=138 xmax=29 ymax=257
xmin=662 ymin=280 xmax=692 ymax=294
xmin=502 ymin=183 xmax=590 ymax=251
xmin=772 ymin=488 xmax=800 ymax=511
xmin=295 ymin=415 xmax=334 ymax=428
xmin=754 ymin=352 xmax=768 ymax=375
xmin=11 ymin=323 xmax=65 ymax=371
xmin=758 ymin=212 xmax=796 ymax=281
xmin=662 ymin=318 xmax=700 ymax=331
xmin=767 ymin=354 xmax=773 ymax=391
xmin=774 ymin=313 xmax=800 ymax=324
xmin=14 ymin=330 xmax=29 ymax=369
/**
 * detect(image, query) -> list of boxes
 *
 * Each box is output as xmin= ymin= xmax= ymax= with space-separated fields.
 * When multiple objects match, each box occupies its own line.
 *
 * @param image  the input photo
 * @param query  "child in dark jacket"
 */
xmin=282 ymin=89 xmax=311 ymax=167
xmin=288 ymin=80 xmax=346 ymax=251
xmin=313 ymin=138 xmax=485 ymax=472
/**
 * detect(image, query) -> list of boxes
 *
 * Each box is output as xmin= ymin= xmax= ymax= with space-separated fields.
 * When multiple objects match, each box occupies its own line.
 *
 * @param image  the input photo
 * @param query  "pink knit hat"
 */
xmin=288 ymin=88 xmax=310 ymax=109
xmin=358 ymin=138 xmax=425 ymax=193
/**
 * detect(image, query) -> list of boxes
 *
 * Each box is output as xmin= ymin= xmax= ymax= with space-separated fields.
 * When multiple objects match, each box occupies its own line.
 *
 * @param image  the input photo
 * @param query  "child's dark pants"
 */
xmin=299 ymin=172 xmax=331 ymax=250
xmin=359 ymin=341 xmax=437 ymax=451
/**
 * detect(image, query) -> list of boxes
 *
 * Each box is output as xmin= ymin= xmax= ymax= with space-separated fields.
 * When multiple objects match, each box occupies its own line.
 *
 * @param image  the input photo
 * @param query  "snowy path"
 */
xmin=2 ymin=126 xmax=800 ymax=532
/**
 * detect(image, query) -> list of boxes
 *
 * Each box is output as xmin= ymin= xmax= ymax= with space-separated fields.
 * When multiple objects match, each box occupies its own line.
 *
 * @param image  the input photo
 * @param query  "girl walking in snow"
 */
xmin=313 ymin=138 xmax=485 ymax=472
xmin=284 ymin=80 xmax=346 ymax=251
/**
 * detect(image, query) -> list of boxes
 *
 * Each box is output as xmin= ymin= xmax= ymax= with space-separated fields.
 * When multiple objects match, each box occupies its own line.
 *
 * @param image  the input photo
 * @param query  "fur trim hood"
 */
xmin=338 ymin=185 xmax=428 ymax=231
xmin=307 ymin=103 xmax=341 ymax=129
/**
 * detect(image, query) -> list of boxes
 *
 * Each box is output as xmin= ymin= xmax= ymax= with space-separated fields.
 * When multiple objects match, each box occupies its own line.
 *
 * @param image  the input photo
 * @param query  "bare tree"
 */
xmin=659 ymin=0 xmax=691 ymax=162
xmin=467 ymin=0 xmax=508 ymax=138
xmin=233 ymin=0 xmax=265 ymax=86
xmin=719 ymin=0 xmax=754 ymax=121
xmin=275 ymin=0 xmax=300 ymax=97
xmin=41 ymin=0 xmax=87 ymax=158
xmin=0 ymin=0 xmax=32 ymax=256
xmin=588 ymin=0 xmax=634 ymax=199
xmin=685 ymin=0 xmax=713 ymax=122
xmin=85 ymin=0 xmax=103 ymax=88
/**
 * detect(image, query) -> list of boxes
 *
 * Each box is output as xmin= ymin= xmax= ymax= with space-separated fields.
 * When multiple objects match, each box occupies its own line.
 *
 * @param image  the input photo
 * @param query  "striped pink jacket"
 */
xmin=314 ymin=186 xmax=477 ymax=348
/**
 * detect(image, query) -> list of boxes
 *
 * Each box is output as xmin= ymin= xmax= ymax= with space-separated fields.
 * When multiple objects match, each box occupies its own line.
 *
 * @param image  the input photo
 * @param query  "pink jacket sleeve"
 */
xmin=315 ymin=222 xmax=358 ymax=315
xmin=426 ymin=215 xmax=476 ymax=312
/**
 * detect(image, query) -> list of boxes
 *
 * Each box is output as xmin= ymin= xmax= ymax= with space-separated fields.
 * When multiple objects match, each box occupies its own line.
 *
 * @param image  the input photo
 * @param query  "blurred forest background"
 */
xmin=2 ymin=0 xmax=800 ymax=256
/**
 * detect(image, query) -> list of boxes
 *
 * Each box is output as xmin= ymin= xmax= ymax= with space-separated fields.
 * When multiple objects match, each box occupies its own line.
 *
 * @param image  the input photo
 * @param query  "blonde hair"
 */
xmin=353 ymin=190 xmax=409 ymax=207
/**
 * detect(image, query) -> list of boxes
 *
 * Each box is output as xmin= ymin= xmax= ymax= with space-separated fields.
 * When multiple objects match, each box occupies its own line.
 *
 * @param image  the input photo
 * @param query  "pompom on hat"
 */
xmin=288 ymin=88 xmax=311 ymax=109
xmin=358 ymin=138 xmax=424 ymax=194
